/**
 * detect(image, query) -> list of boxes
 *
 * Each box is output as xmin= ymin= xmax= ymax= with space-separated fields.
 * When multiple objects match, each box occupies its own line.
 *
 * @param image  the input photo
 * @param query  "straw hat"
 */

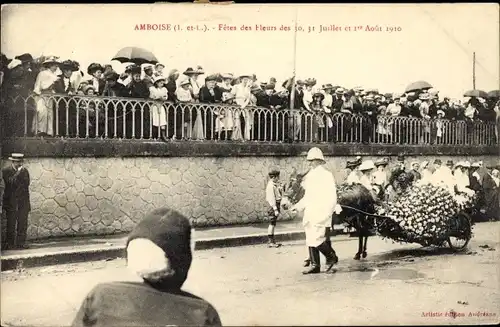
xmin=8 ymin=153 xmax=24 ymax=161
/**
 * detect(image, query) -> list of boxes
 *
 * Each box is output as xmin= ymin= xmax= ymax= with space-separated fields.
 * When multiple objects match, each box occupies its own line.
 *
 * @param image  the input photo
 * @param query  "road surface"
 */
xmin=1 ymin=222 xmax=499 ymax=326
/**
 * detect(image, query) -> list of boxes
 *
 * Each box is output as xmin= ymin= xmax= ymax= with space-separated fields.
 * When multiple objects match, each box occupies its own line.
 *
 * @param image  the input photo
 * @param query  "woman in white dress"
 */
xmin=32 ymin=57 xmax=61 ymax=137
xmin=216 ymin=73 xmax=235 ymax=140
xmin=149 ymin=76 xmax=169 ymax=142
xmin=175 ymin=79 xmax=194 ymax=139
xmin=231 ymin=75 xmax=252 ymax=141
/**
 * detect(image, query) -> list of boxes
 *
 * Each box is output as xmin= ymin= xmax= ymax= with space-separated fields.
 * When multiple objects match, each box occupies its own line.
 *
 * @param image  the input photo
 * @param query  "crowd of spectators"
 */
xmin=1 ymin=53 xmax=498 ymax=144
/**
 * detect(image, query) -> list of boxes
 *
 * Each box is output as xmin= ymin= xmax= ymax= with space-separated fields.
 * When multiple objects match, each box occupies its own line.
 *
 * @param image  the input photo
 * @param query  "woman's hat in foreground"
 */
xmin=8 ymin=153 xmax=24 ymax=161
xmin=127 ymin=207 xmax=193 ymax=290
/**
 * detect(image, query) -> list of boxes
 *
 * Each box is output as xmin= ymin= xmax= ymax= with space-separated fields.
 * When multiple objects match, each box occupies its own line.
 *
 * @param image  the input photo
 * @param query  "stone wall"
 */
xmin=2 ymin=153 xmax=498 ymax=240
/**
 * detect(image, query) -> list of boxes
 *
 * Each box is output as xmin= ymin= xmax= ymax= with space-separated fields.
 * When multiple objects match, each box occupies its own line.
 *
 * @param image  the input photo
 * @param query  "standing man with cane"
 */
xmin=2 ymin=153 xmax=31 ymax=249
xmin=291 ymin=147 xmax=339 ymax=274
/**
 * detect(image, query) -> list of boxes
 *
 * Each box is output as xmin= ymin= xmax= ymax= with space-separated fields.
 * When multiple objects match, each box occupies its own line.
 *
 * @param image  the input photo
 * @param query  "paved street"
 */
xmin=1 ymin=222 xmax=499 ymax=326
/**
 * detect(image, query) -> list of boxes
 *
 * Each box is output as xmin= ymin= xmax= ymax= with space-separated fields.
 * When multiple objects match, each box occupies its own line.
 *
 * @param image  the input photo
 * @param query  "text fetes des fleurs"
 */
xmin=133 ymin=23 xmax=402 ymax=33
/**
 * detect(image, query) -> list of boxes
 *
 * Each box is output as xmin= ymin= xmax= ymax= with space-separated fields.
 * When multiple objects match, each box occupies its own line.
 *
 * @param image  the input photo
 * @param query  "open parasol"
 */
xmin=487 ymin=90 xmax=500 ymax=99
xmin=112 ymin=47 xmax=159 ymax=65
xmin=463 ymin=89 xmax=488 ymax=98
xmin=405 ymin=81 xmax=433 ymax=93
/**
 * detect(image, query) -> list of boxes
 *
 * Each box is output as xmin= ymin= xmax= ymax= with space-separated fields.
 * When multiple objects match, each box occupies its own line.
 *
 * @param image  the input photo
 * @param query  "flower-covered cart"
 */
xmin=374 ymin=184 xmax=475 ymax=252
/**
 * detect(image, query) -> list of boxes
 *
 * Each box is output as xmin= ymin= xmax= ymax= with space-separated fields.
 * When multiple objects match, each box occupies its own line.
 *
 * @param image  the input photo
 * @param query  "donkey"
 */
xmin=281 ymin=171 xmax=378 ymax=260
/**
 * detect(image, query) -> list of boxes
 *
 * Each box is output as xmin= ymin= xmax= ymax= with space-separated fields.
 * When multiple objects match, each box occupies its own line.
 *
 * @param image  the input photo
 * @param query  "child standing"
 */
xmin=265 ymin=169 xmax=283 ymax=248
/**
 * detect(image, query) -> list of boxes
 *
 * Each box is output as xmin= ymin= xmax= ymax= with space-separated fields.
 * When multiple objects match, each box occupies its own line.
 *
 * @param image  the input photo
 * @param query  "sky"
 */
xmin=1 ymin=3 xmax=499 ymax=100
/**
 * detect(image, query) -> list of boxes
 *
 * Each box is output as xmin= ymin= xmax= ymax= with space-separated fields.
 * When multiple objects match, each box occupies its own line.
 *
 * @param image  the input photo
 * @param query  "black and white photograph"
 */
xmin=0 ymin=3 xmax=499 ymax=326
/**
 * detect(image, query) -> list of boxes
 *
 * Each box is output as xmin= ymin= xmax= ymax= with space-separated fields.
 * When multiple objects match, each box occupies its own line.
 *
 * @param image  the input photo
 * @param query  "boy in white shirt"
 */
xmin=266 ymin=169 xmax=284 ymax=248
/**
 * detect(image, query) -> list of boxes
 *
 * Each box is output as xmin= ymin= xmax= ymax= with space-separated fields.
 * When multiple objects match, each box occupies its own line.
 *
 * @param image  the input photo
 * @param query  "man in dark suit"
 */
xmin=54 ymin=60 xmax=79 ymax=136
xmin=199 ymin=74 xmax=222 ymax=140
xmin=2 ymin=153 xmax=31 ymax=249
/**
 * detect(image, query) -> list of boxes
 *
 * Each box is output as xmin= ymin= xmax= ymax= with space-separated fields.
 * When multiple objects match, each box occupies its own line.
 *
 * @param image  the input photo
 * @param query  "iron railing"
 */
xmin=1 ymin=94 xmax=497 ymax=145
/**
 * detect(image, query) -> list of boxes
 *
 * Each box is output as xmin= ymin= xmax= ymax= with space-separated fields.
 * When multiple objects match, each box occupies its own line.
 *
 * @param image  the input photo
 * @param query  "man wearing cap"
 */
xmin=72 ymin=207 xmax=221 ymax=326
xmin=265 ymin=169 xmax=284 ymax=248
xmin=2 ymin=153 xmax=31 ymax=249
xmin=290 ymin=147 xmax=339 ymax=274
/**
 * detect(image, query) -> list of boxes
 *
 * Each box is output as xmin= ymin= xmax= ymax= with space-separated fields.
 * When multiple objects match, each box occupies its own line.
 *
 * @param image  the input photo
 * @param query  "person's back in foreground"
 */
xmin=72 ymin=207 xmax=222 ymax=327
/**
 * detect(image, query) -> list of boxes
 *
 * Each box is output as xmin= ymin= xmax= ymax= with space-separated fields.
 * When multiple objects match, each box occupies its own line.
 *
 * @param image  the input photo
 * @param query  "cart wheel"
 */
xmin=447 ymin=212 xmax=472 ymax=252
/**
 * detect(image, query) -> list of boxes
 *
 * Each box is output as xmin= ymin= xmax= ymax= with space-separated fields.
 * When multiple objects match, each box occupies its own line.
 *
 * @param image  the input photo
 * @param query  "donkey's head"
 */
xmin=281 ymin=169 xmax=308 ymax=210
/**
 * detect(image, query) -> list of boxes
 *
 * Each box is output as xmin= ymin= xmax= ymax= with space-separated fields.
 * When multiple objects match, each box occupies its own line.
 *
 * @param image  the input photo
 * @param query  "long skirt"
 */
xmin=33 ymin=96 xmax=54 ymax=136
xmin=483 ymin=187 xmax=499 ymax=220
xmin=192 ymin=108 xmax=205 ymax=140
xmin=151 ymin=103 xmax=167 ymax=127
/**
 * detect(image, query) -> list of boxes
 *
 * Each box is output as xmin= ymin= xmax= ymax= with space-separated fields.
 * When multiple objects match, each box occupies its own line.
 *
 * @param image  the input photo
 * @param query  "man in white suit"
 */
xmin=291 ymin=147 xmax=339 ymax=274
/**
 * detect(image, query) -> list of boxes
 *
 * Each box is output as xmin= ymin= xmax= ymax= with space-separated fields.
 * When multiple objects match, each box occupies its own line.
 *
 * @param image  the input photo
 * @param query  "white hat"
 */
xmin=8 ymin=153 xmax=24 ymax=161
xmin=153 ymin=75 xmax=166 ymax=84
xmin=462 ymin=161 xmax=471 ymax=168
xmin=306 ymin=147 xmax=325 ymax=161
xmin=359 ymin=160 xmax=376 ymax=171
xmin=7 ymin=59 xmax=22 ymax=70
xmin=437 ymin=110 xmax=445 ymax=116
xmin=179 ymin=78 xmax=191 ymax=87
xmin=471 ymin=162 xmax=481 ymax=168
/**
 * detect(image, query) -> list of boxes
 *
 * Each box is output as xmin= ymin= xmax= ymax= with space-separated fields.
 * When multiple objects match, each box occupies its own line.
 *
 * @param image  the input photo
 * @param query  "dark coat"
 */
xmin=257 ymin=93 xmax=283 ymax=109
xmin=71 ymin=281 xmax=222 ymax=327
xmin=126 ymin=81 xmax=150 ymax=99
xmin=332 ymin=96 xmax=344 ymax=112
xmin=408 ymin=169 xmax=422 ymax=184
xmin=166 ymin=80 xmax=177 ymax=103
xmin=199 ymin=86 xmax=223 ymax=104
xmin=54 ymin=76 xmax=74 ymax=94
xmin=101 ymin=83 xmax=128 ymax=97
xmin=2 ymin=165 xmax=31 ymax=212
xmin=287 ymin=87 xmax=304 ymax=110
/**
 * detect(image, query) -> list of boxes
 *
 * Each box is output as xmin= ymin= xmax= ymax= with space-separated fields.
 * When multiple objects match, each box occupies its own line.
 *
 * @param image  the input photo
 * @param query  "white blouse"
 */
xmin=176 ymin=87 xmax=193 ymax=102
xmin=149 ymin=86 xmax=168 ymax=100
xmin=231 ymin=84 xmax=251 ymax=107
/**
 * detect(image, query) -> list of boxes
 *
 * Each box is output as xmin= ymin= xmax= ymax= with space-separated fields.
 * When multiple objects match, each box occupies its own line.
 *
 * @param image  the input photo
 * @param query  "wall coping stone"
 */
xmin=2 ymin=138 xmax=498 ymax=158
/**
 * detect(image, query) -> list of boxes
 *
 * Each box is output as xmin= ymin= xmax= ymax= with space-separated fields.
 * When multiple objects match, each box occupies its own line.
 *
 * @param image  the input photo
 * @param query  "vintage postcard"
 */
xmin=0 ymin=3 xmax=499 ymax=326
